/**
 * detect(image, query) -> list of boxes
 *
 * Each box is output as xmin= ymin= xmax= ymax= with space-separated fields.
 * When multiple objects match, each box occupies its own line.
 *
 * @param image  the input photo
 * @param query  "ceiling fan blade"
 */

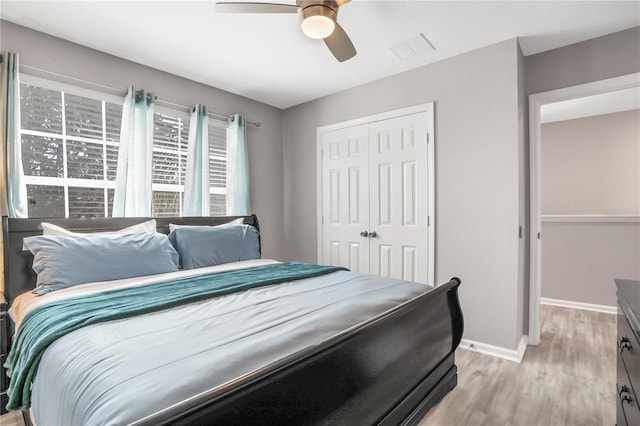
xmin=215 ymin=2 xmax=298 ymax=13
xmin=334 ymin=0 xmax=351 ymax=6
xmin=324 ymin=23 xmax=356 ymax=62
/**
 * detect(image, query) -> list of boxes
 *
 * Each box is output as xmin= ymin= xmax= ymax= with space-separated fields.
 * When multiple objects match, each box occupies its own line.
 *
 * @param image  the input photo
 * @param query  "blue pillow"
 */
xmin=23 ymin=233 xmax=180 ymax=295
xmin=168 ymin=224 xmax=260 ymax=270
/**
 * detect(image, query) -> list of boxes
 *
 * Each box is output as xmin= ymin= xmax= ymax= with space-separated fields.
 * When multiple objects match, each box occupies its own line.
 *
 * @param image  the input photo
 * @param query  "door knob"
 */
xmin=360 ymin=231 xmax=369 ymax=237
xmin=369 ymin=231 xmax=377 ymax=238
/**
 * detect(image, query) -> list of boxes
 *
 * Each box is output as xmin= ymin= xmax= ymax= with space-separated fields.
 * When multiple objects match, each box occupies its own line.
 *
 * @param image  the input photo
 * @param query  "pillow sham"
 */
xmin=41 ymin=219 xmax=157 ymax=236
xmin=23 ymin=232 xmax=179 ymax=295
xmin=168 ymin=224 xmax=260 ymax=270
xmin=168 ymin=218 xmax=244 ymax=233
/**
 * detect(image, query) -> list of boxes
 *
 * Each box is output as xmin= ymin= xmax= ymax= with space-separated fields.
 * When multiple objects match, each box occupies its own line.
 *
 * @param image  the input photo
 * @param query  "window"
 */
xmin=150 ymin=110 xmax=228 ymax=217
xmin=152 ymin=109 xmax=188 ymax=217
xmin=20 ymin=76 xmax=122 ymax=219
xmin=19 ymin=75 xmax=227 ymax=218
xmin=208 ymin=122 xmax=227 ymax=216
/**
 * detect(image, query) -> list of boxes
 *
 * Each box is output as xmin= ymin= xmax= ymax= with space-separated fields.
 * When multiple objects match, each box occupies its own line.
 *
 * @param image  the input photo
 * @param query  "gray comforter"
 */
xmin=28 ymin=263 xmax=430 ymax=425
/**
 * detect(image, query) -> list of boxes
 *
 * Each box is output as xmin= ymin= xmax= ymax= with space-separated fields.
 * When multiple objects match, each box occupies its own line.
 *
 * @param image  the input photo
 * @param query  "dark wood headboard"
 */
xmin=2 ymin=215 xmax=260 ymax=304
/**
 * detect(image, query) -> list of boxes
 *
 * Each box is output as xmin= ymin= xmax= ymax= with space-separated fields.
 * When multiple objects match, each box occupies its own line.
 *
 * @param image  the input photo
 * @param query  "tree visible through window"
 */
xmin=19 ymin=75 xmax=227 ymax=218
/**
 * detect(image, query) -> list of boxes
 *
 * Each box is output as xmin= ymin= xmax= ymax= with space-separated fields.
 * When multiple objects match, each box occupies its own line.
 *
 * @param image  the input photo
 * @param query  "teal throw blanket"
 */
xmin=5 ymin=262 xmax=346 ymax=411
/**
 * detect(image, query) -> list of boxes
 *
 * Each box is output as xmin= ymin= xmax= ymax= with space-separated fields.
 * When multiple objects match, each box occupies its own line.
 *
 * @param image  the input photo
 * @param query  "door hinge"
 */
xmin=428 ymin=216 xmax=430 ymax=226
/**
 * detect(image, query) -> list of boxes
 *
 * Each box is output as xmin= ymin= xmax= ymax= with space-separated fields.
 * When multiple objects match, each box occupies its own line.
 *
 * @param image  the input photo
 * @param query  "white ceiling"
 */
xmin=1 ymin=1 xmax=639 ymax=109
xmin=541 ymin=86 xmax=640 ymax=124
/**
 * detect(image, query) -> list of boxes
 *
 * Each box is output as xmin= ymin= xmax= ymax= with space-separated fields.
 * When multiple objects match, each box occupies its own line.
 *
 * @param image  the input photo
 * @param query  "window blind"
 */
xmin=209 ymin=124 xmax=227 ymax=215
xmin=152 ymin=112 xmax=188 ymax=217
xmin=20 ymin=82 xmax=118 ymax=218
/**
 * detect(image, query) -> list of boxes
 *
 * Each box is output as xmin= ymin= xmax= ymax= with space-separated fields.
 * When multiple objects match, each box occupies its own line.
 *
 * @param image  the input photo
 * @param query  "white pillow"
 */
xmin=41 ymin=219 xmax=157 ymax=236
xmin=168 ymin=218 xmax=244 ymax=233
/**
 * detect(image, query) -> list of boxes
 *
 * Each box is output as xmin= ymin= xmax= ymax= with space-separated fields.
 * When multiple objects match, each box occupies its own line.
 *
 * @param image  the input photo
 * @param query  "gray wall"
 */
xmin=283 ymin=39 xmax=524 ymax=351
xmin=540 ymin=110 xmax=640 ymax=307
xmin=517 ymin=44 xmax=529 ymax=339
xmin=0 ymin=20 xmax=285 ymax=260
xmin=526 ymin=26 xmax=640 ymax=95
xmin=542 ymin=110 xmax=640 ymax=215
xmin=541 ymin=222 xmax=640 ymax=306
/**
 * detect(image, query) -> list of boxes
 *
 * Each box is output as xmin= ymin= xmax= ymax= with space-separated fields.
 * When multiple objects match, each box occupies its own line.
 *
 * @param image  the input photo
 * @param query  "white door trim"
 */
xmin=528 ymin=72 xmax=640 ymax=345
xmin=316 ymin=102 xmax=435 ymax=286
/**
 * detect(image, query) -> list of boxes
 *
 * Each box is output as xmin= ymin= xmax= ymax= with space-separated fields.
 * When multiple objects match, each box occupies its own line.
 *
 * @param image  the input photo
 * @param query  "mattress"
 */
xmin=10 ymin=259 xmax=432 ymax=425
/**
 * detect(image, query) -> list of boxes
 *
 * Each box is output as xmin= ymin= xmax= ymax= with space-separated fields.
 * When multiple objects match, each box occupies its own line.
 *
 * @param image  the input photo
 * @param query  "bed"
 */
xmin=2 ymin=215 xmax=463 ymax=425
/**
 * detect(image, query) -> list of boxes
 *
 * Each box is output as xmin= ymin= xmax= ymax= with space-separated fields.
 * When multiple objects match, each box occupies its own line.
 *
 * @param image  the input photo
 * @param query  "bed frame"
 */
xmin=1 ymin=215 xmax=463 ymax=426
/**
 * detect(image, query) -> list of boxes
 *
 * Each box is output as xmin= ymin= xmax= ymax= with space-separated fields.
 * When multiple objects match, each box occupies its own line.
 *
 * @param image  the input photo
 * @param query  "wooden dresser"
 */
xmin=1 ymin=291 xmax=8 ymax=415
xmin=616 ymin=279 xmax=640 ymax=426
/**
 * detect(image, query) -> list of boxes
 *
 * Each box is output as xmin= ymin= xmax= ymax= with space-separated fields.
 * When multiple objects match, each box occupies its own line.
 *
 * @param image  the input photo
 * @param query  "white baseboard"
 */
xmin=516 ymin=335 xmax=528 ymax=362
xmin=541 ymin=297 xmax=616 ymax=314
xmin=459 ymin=335 xmax=528 ymax=363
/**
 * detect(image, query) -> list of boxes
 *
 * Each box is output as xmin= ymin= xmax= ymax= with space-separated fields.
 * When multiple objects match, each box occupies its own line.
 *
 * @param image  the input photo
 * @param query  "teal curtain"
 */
xmin=0 ymin=52 xmax=28 ymax=218
xmin=183 ymin=104 xmax=210 ymax=216
xmin=112 ymin=86 xmax=155 ymax=217
xmin=226 ymin=114 xmax=251 ymax=215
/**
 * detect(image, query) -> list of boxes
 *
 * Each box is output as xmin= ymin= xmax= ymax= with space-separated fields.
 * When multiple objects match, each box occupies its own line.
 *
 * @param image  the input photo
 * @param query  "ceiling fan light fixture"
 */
xmin=300 ymin=5 xmax=336 ymax=39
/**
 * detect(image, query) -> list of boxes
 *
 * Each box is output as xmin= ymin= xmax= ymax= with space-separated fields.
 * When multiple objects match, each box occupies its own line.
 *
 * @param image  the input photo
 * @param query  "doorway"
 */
xmin=528 ymin=73 xmax=640 ymax=345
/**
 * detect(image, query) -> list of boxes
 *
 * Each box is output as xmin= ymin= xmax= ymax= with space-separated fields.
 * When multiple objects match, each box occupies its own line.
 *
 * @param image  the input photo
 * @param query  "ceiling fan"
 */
xmin=215 ymin=0 xmax=356 ymax=62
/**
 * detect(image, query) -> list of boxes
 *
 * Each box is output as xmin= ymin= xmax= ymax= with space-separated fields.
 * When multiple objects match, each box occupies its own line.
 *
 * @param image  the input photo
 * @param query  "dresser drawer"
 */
xmin=618 ymin=309 xmax=640 ymax=400
xmin=0 ymin=353 xmax=6 ymax=393
xmin=618 ymin=382 xmax=640 ymax=426
xmin=0 ymin=312 xmax=8 ymax=397
xmin=618 ymin=348 xmax=640 ymax=426
xmin=0 ymin=390 xmax=7 ymax=415
xmin=0 ymin=308 xmax=7 ymax=415
xmin=0 ymin=313 xmax=7 ymax=355
xmin=617 ymin=394 xmax=628 ymax=426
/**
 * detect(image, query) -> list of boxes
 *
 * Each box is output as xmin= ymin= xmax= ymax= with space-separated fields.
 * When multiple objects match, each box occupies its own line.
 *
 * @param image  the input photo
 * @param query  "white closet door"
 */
xmin=368 ymin=112 xmax=429 ymax=283
xmin=321 ymin=125 xmax=370 ymax=273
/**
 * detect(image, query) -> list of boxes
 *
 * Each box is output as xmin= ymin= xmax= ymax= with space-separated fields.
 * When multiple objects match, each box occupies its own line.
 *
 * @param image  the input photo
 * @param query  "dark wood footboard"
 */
xmin=134 ymin=277 xmax=463 ymax=426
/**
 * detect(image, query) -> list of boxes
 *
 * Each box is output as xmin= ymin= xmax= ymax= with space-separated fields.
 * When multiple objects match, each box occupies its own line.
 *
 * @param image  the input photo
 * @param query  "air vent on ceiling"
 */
xmin=390 ymin=33 xmax=435 ymax=60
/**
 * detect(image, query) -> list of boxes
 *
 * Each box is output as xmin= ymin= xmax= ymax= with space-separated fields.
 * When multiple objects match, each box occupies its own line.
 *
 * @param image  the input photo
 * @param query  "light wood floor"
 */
xmin=0 ymin=305 xmax=615 ymax=426
xmin=421 ymin=304 xmax=615 ymax=426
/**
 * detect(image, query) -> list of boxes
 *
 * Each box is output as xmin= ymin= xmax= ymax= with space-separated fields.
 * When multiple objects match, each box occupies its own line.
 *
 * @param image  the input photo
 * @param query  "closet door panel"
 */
xmin=321 ymin=125 xmax=370 ymax=273
xmin=368 ymin=112 xmax=429 ymax=283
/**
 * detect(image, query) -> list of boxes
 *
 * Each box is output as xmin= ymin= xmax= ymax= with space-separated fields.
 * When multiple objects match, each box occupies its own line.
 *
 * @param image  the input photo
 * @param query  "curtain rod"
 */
xmin=17 ymin=62 xmax=261 ymax=128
